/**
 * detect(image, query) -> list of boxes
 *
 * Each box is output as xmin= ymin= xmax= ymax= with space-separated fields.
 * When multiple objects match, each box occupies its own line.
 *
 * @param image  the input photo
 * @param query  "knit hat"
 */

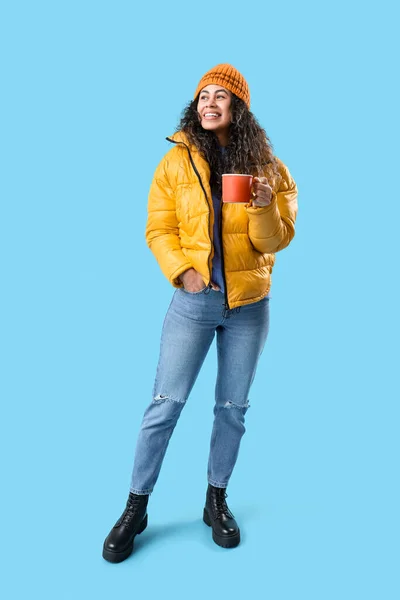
xmin=194 ymin=63 xmax=250 ymax=109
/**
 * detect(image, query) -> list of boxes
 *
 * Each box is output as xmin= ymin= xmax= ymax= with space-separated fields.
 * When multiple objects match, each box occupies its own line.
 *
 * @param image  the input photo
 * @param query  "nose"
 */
xmin=206 ymin=96 xmax=217 ymax=107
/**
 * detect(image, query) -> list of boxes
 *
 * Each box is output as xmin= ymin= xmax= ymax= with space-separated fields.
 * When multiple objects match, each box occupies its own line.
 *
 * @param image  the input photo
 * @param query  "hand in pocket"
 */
xmin=180 ymin=268 xmax=220 ymax=292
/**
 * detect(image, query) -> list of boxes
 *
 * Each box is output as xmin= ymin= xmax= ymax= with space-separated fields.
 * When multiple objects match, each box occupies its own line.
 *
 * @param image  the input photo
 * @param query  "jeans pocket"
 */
xmin=181 ymin=285 xmax=208 ymax=295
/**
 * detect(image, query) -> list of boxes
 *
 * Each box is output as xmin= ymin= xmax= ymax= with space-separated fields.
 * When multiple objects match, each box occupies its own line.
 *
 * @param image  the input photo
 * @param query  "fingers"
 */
xmin=253 ymin=177 xmax=271 ymax=192
xmin=252 ymin=177 xmax=272 ymax=205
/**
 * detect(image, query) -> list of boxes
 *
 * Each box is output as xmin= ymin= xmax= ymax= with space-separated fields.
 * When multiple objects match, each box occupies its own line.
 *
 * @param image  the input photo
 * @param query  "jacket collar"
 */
xmin=166 ymin=130 xmax=201 ymax=153
xmin=166 ymin=130 xmax=210 ymax=182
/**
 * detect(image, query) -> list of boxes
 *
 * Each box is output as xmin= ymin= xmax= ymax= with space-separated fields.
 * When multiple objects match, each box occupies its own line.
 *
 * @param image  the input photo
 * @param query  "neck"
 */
xmin=216 ymin=130 xmax=229 ymax=147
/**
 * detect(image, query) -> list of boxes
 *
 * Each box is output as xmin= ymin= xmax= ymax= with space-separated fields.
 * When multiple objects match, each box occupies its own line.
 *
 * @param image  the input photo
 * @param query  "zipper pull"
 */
xmin=222 ymin=302 xmax=231 ymax=319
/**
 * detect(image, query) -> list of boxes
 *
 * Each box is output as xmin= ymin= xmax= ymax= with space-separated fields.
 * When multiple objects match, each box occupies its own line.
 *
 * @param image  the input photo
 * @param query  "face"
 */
xmin=197 ymin=84 xmax=232 ymax=142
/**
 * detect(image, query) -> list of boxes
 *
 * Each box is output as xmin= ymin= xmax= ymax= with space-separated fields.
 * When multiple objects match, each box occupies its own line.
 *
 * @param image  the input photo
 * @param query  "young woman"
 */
xmin=103 ymin=64 xmax=298 ymax=562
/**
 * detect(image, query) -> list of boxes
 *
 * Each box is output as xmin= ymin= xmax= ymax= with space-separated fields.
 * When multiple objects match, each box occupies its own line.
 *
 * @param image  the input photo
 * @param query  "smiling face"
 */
xmin=197 ymin=84 xmax=232 ymax=146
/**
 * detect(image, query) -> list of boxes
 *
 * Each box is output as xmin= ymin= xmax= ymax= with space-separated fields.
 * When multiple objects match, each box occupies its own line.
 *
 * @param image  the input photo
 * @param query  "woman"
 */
xmin=103 ymin=64 xmax=298 ymax=562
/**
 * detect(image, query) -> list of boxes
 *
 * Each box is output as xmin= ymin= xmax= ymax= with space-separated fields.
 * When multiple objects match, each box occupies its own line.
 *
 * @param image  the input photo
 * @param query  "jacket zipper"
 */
xmin=166 ymin=137 xmax=230 ymax=310
xmin=219 ymin=198 xmax=229 ymax=311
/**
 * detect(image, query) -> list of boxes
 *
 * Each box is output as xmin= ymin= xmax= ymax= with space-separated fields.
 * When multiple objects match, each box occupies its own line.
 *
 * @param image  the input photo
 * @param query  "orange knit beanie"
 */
xmin=194 ymin=63 xmax=250 ymax=109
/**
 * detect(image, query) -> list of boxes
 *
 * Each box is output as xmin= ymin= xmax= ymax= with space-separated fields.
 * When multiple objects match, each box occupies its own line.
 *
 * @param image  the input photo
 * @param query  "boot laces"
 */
xmin=214 ymin=490 xmax=234 ymax=519
xmin=121 ymin=494 xmax=145 ymax=526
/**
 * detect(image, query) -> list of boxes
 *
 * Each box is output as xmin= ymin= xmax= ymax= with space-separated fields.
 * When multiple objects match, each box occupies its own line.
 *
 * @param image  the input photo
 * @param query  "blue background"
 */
xmin=1 ymin=0 xmax=399 ymax=598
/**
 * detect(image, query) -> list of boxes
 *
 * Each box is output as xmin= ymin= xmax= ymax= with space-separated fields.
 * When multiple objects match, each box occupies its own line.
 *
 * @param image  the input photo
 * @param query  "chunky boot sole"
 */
xmin=102 ymin=513 xmax=148 ymax=563
xmin=203 ymin=508 xmax=240 ymax=548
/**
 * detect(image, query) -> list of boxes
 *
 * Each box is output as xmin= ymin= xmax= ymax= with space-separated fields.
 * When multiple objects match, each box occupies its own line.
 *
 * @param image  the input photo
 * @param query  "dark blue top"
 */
xmin=209 ymin=146 xmax=271 ymax=301
xmin=210 ymin=146 xmax=226 ymax=294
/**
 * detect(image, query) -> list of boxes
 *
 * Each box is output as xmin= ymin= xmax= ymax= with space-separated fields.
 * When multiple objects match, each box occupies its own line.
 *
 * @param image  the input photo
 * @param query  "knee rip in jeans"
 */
xmin=223 ymin=399 xmax=250 ymax=410
xmin=153 ymin=394 xmax=186 ymax=404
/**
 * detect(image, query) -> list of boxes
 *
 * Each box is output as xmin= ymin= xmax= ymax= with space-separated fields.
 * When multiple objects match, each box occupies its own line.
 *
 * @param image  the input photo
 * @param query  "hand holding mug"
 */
xmin=222 ymin=174 xmax=273 ymax=206
xmin=251 ymin=177 xmax=273 ymax=207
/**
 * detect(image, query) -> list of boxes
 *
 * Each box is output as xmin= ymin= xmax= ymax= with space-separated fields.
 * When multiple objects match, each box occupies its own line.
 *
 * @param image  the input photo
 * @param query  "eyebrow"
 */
xmin=200 ymin=89 xmax=229 ymax=95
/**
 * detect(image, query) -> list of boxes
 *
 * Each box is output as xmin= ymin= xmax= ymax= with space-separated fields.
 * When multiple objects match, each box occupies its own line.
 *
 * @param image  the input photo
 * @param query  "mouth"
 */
xmin=203 ymin=112 xmax=221 ymax=120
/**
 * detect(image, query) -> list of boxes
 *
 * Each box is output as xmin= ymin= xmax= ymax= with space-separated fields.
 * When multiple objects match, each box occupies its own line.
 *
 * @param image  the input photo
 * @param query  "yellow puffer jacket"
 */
xmin=145 ymin=131 xmax=298 ymax=309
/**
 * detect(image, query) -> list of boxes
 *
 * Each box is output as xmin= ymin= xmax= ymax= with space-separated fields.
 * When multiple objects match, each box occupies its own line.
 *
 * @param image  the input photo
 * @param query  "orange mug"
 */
xmin=222 ymin=174 xmax=253 ymax=203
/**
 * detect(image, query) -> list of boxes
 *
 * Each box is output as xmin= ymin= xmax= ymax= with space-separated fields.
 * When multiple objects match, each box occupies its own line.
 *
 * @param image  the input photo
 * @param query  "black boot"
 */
xmin=102 ymin=492 xmax=149 ymax=563
xmin=203 ymin=483 xmax=240 ymax=548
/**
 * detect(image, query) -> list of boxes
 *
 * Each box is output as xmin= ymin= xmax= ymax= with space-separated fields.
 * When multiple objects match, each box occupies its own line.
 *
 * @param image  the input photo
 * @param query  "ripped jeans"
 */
xmin=129 ymin=286 xmax=270 ymax=494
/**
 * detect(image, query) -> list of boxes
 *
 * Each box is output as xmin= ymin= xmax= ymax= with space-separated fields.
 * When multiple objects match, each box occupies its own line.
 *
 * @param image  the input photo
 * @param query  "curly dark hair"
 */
xmin=176 ymin=93 xmax=280 ymax=195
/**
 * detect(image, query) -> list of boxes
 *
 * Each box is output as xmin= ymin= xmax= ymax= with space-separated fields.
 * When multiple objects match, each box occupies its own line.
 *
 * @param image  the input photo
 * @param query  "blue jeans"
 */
xmin=129 ymin=286 xmax=270 ymax=494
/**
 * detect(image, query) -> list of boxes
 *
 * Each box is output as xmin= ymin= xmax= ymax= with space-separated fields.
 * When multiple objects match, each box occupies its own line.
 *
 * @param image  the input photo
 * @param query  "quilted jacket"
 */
xmin=145 ymin=130 xmax=298 ymax=309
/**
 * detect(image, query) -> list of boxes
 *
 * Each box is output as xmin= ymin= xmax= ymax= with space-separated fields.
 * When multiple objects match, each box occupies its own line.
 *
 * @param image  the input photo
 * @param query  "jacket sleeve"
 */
xmin=245 ymin=159 xmax=298 ymax=254
xmin=145 ymin=153 xmax=193 ymax=287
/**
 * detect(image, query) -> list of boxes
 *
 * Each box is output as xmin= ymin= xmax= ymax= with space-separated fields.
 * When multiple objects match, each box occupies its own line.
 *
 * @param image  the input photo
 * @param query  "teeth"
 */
xmin=205 ymin=113 xmax=220 ymax=117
